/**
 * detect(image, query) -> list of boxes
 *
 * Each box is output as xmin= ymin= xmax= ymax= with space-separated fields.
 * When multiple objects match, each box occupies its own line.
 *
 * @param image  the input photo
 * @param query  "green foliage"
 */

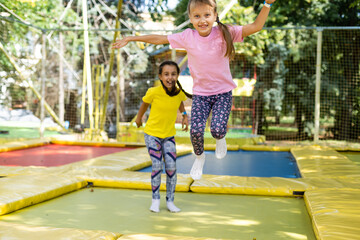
xmin=0 ymin=0 xmax=79 ymax=29
xmin=267 ymin=0 xmax=359 ymax=26
xmin=257 ymin=0 xmax=359 ymax=139
xmin=171 ymin=0 xmax=360 ymax=139
xmin=0 ymin=0 xmax=150 ymax=117
xmin=168 ymin=0 xmax=189 ymax=28
xmin=220 ymin=3 xmax=268 ymax=64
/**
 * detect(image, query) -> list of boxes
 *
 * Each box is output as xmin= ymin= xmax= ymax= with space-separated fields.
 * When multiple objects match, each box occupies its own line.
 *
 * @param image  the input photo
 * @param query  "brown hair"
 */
xmin=187 ymin=0 xmax=235 ymax=60
xmin=159 ymin=61 xmax=192 ymax=99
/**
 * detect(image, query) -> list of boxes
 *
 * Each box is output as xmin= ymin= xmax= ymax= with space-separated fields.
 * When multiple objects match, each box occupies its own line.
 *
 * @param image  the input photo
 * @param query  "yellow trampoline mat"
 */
xmin=0 ymin=188 xmax=316 ymax=240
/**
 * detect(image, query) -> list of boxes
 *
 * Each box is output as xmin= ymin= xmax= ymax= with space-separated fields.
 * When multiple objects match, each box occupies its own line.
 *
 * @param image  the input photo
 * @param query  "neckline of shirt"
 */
xmin=194 ymin=26 xmax=218 ymax=42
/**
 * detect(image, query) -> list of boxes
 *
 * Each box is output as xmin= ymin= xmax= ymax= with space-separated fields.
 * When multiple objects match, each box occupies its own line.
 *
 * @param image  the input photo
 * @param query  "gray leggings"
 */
xmin=144 ymin=133 xmax=177 ymax=202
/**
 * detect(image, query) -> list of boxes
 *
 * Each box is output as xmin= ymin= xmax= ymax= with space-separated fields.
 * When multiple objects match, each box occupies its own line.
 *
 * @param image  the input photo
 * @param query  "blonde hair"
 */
xmin=187 ymin=0 xmax=235 ymax=60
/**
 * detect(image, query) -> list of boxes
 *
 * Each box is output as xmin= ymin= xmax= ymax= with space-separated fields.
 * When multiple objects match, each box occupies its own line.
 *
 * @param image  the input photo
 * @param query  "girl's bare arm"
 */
xmin=112 ymin=35 xmax=169 ymax=49
xmin=135 ymin=102 xmax=150 ymax=128
xmin=179 ymin=102 xmax=188 ymax=131
xmin=242 ymin=0 xmax=276 ymax=38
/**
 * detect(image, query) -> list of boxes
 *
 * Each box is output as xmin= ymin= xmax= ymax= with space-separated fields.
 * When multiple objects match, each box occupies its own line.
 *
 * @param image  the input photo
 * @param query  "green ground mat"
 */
xmin=340 ymin=152 xmax=360 ymax=166
xmin=0 ymin=188 xmax=316 ymax=240
xmin=0 ymin=126 xmax=62 ymax=143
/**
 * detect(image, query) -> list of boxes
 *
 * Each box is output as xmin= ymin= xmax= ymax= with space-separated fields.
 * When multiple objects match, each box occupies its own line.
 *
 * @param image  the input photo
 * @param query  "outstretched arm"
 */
xmin=135 ymin=102 xmax=150 ymax=128
xmin=112 ymin=35 xmax=169 ymax=49
xmin=179 ymin=102 xmax=188 ymax=131
xmin=242 ymin=0 xmax=276 ymax=38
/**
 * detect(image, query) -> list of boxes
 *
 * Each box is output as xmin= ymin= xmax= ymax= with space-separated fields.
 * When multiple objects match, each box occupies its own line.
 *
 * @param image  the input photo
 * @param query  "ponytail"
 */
xmin=216 ymin=16 xmax=235 ymax=60
xmin=159 ymin=79 xmax=192 ymax=99
xmin=177 ymin=81 xmax=193 ymax=99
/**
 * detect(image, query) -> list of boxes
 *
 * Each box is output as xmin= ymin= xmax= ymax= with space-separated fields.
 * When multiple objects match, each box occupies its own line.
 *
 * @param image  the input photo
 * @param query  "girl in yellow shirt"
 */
xmin=136 ymin=61 xmax=191 ymax=213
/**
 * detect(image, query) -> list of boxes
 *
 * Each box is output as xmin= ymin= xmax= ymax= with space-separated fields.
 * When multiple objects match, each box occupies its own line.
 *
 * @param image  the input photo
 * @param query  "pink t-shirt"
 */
xmin=168 ymin=25 xmax=243 ymax=96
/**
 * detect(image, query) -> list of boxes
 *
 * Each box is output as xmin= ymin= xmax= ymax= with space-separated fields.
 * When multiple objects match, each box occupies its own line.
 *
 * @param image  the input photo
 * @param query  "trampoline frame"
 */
xmin=1 ymin=138 xmax=360 ymax=239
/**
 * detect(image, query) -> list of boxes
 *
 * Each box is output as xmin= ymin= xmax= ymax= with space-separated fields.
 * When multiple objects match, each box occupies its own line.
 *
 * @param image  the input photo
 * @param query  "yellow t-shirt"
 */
xmin=142 ymin=86 xmax=187 ymax=138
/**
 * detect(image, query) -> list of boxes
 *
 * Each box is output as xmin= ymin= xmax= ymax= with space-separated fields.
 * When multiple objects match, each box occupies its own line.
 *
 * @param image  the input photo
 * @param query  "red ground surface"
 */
xmin=0 ymin=144 xmax=134 ymax=167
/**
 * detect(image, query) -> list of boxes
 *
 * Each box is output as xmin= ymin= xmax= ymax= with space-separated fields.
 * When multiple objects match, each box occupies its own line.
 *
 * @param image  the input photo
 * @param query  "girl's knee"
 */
xmin=211 ymin=129 xmax=226 ymax=139
xmin=151 ymin=162 xmax=163 ymax=172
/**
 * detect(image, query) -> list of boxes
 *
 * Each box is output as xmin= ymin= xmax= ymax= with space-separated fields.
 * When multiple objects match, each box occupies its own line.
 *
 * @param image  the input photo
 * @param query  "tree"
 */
xmin=270 ymin=0 xmax=360 ymax=140
xmin=0 ymin=0 xmax=76 ymax=110
xmin=250 ymin=0 xmax=360 ymax=140
xmin=0 ymin=0 xmax=149 ymax=126
xmin=170 ymin=0 xmax=360 ymax=140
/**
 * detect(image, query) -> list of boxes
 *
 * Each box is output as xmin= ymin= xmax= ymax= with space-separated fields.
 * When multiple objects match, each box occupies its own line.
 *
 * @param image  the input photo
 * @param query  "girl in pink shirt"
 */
xmin=113 ymin=0 xmax=276 ymax=180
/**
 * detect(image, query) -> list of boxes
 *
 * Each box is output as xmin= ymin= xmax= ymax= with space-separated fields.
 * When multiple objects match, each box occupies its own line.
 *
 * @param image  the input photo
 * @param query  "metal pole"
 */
xmin=118 ymin=51 xmax=125 ymax=121
xmin=171 ymin=48 xmax=176 ymax=61
xmin=40 ymin=33 xmax=46 ymax=138
xmin=314 ymin=29 xmax=323 ymax=142
xmin=59 ymin=31 xmax=64 ymax=124
xmin=100 ymin=0 xmax=123 ymax=130
xmin=80 ymin=56 xmax=86 ymax=126
xmin=82 ymin=0 xmax=94 ymax=130
xmin=116 ymin=53 xmax=120 ymax=141
xmin=94 ymin=65 xmax=100 ymax=129
xmin=58 ymin=0 xmax=65 ymax=125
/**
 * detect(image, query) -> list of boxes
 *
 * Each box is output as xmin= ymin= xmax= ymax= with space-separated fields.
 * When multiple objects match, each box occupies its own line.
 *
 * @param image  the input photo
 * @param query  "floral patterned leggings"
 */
xmin=144 ymin=133 xmax=177 ymax=202
xmin=190 ymin=91 xmax=232 ymax=155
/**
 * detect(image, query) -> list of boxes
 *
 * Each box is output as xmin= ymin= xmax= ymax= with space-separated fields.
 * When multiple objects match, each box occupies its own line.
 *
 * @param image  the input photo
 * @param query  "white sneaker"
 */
xmin=190 ymin=153 xmax=205 ymax=180
xmin=215 ymin=138 xmax=227 ymax=159
xmin=150 ymin=199 xmax=160 ymax=213
xmin=166 ymin=201 xmax=181 ymax=213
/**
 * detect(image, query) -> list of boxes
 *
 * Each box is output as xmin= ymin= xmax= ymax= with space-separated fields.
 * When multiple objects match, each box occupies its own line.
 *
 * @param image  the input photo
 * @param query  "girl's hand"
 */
xmin=182 ymin=115 xmax=188 ymax=132
xmin=135 ymin=119 xmax=142 ymax=128
xmin=112 ymin=37 xmax=129 ymax=49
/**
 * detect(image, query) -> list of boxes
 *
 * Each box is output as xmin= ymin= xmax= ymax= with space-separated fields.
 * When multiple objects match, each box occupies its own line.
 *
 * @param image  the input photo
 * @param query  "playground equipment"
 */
xmin=1 ymin=1 xmax=359 ymax=143
xmin=81 ymin=64 xmax=108 ymax=141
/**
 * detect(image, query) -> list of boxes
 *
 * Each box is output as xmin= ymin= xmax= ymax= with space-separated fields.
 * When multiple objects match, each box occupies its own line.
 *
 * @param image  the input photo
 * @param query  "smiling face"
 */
xmin=188 ymin=1 xmax=217 ymax=37
xmin=159 ymin=65 xmax=179 ymax=91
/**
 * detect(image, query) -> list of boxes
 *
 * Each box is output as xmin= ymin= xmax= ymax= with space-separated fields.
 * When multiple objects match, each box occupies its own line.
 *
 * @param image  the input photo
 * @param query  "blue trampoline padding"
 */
xmin=138 ymin=150 xmax=301 ymax=178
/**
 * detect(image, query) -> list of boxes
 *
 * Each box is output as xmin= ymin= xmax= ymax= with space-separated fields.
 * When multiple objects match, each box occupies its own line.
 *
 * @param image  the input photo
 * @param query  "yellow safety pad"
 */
xmin=0 ymin=138 xmax=49 ymax=153
xmin=291 ymin=145 xmax=360 ymax=178
xmin=0 ymin=165 xmax=49 ymax=177
xmin=0 ymin=174 xmax=87 ymax=215
xmin=316 ymin=142 xmax=360 ymax=152
xmin=240 ymin=144 xmax=291 ymax=152
xmin=347 ymin=147 xmax=360 ymax=152
xmin=65 ymin=147 xmax=152 ymax=172
xmin=0 ymin=222 xmax=121 ymax=240
xmin=176 ymin=144 xmax=194 ymax=156
xmin=302 ymin=177 xmax=360 ymax=190
xmin=203 ymin=143 xmax=239 ymax=151
xmin=63 ymin=145 xmax=193 ymax=192
xmin=118 ymin=233 xmax=216 ymax=240
xmin=64 ymin=145 xmax=192 ymax=173
xmin=304 ymin=189 xmax=360 ymax=240
xmin=80 ymin=170 xmax=193 ymax=192
xmin=191 ymin=174 xmax=360 ymax=196
xmin=190 ymin=175 xmax=309 ymax=196
xmin=175 ymin=135 xmax=265 ymax=146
